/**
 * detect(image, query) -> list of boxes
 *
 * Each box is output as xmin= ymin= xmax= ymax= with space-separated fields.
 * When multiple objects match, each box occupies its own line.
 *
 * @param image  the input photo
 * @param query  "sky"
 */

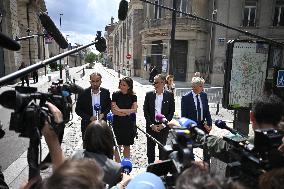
xmin=45 ymin=0 xmax=120 ymax=50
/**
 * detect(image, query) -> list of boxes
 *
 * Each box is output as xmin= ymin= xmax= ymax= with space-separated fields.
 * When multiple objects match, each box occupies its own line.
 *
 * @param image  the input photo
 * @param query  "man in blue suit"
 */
xmin=181 ymin=75 xmax=212 ymax=134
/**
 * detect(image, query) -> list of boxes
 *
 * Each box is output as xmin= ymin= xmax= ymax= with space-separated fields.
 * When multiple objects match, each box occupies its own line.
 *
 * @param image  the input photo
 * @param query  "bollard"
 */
xmin=118 ymin=70 xmax=121 ymax=78
xmin=48 ymin=75 xmax=51 ymax=82
xmin=83 ymin=68 xmax=85 ymax=77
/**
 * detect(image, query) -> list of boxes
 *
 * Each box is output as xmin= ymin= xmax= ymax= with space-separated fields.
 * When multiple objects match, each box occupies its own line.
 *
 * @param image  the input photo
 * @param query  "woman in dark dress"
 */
xmin=111 ymin=77 xmax=138 ymax=162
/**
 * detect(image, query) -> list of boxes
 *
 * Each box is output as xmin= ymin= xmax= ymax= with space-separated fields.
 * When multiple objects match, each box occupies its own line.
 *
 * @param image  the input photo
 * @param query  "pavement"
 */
xmin=1 ymin=63 xmax=250 ymax=189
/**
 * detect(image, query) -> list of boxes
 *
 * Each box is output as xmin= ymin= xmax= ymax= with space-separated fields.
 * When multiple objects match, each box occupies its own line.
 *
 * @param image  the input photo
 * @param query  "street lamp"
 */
xmin=26 ymin=28 xmax=32 ymax=66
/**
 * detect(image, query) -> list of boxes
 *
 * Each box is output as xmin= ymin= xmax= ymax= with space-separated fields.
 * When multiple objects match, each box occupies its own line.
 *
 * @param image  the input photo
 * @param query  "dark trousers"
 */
xmin=21 ymin=77 xmax=29 ymax=86
xmin=146 ymin=129 xmax=169 ymax=164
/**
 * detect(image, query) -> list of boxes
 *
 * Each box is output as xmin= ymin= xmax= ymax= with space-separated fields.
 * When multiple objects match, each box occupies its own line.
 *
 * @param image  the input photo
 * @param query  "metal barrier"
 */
xmin=175 ymin=87 xmax=223 ymax=115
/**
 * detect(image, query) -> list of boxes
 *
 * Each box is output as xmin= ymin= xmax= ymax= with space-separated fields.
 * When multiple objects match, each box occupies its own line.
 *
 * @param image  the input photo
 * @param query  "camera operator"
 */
xmin=204 ymin=94 xmax=284 ymax=162
xmin=19 ymin=103 xmax=131 ymax=189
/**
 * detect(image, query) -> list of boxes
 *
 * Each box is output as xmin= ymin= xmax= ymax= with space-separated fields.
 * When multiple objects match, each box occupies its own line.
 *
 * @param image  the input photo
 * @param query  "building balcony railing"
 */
xmin=143 ymin=17 xmax=208 ymax=31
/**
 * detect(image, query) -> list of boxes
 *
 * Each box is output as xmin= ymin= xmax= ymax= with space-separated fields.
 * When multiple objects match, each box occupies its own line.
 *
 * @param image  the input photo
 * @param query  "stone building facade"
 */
xmin=104 ymin=17 xmax=117 ymax=69
xmin=210 ymin=0 xmax=284 ymax=85
xmin=112 ymin=0 xmax=144 ymax=77
xmin=0 ymin=0 xmax=48 ymax=79
xmin=111 ymin=0 xmax=210 ymax=81
xmin=110 ymin=0 xmax=284 ymax=85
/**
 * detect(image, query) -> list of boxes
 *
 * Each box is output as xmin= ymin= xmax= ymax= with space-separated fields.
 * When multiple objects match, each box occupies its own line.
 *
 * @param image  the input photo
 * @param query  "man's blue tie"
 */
xmin=196 ymin=95 xmax=201 ymax=122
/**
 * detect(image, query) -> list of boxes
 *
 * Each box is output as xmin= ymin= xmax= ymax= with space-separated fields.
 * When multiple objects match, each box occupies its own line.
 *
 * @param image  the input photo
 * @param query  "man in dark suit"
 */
xmin=181 ymin=75 xmax=212 ymax=133
xmin=76 ymin=72 xmax=111 ymax=138
xmin=143 ymin=74 xmax=175 ymax=164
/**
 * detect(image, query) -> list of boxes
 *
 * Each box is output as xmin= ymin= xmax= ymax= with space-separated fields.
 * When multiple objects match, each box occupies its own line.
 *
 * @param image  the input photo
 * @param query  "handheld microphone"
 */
xmin=121 ymin=158 xmax=132 ymax=174
xmin=118 ymin=0 xmax=128 ymax=21
xmin=178 ymin=117 xmax=205 ymax=136
xmin=107 ymin=111 xmax=113 ymax=123
xmin=94 ymin=103 xmax=101 ymax=120
xmin=38 ymin=12 xmax=69 ymax=49
xmin=215 ymin=120 xmax=238 ymax=135
xmin=94 ymin=103 xmax=101 ymax=112
xmin=0 ymin=32 xmax=21 ymax=51
xmin=155 ymin=113 xmax=168 ymax=124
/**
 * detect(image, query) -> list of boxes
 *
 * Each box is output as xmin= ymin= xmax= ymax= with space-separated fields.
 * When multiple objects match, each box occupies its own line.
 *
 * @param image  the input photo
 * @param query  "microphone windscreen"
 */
xmin=94 ymin=103 xmax=101 ymax=111
xmin=121 ymin=158 xmax=132 ymax=173
xmin=155 ymin=113 xmax=165 ymax=122
xmin=178 ymin=117 xmax=197 ymax=129
xmin=118 ymin=0 xmax=128 ymax=21
xmin=38 ymin=12 xmax=69 ymax=49
xmin=95 ymin=36 xmax=107 ymax=53
xmin=0 ymin=90 xmax=16 ymax=109
xmin=107 ymin=112 xmax=113 ymax=122
xmin=214 ymin=119 xmax=226 ymax=129
xmin=0 ymin=32 xmax=21 ymax=51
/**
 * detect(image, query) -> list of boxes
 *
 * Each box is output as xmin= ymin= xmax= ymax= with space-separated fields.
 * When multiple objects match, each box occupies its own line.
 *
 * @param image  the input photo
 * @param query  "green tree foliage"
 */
xmin=85 ymin=52 xmax=97 ymax=63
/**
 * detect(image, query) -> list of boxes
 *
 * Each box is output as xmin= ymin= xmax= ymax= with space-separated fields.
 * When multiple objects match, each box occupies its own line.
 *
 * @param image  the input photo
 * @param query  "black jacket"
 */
xmin=143 ymin=90 xmax=175 ymax=133
xmin=75 ymin=87 xmax=111 ymax=129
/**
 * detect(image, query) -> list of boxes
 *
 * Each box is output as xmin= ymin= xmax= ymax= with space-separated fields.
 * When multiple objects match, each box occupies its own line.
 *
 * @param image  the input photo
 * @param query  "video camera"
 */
xmin=214 ymin=120 xmax=284 ymax=188
xmin=0 ymin=79 xmax=82 ymax=139
xmin=146 ymin=117 xmax=206 ymax=188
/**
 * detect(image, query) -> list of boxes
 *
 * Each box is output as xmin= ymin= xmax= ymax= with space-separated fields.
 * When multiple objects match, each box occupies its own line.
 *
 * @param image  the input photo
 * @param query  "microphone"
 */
xmin=215 ymin=120 xmax=238 ymax=135
xmin=118 ymin=0 xmax=128 ymax=21
xmin=38 ymin=12 xmax=69 ymax=49
xmin=121 ymin=158 xmax=132 ymax=174
xmin=94 ymin=103 xmax=101 ymax=112
xmin=0 ymin=32 xmax=21 ymax=51
xmin=107 ymin=111 xmax=113 ymax=123
xmin=94 ymin=31 xmax=107 ymax=53
xmin=178 ymin=117 xmax=205 ymax=136
xmin=155 ymin=113 xmax=168 ymax=124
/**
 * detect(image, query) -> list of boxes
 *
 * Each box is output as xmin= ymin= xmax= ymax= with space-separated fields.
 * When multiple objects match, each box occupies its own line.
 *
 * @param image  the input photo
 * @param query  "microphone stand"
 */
xmin=108 ymin=120 xmax=122 ymax=162
xmin=134 ymin=124 xmax=164 ymax=149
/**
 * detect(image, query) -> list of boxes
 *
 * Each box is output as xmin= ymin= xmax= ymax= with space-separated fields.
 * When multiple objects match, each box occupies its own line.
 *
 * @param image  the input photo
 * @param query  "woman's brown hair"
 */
xmin=83 ymin=120 xmax=114 ymax=159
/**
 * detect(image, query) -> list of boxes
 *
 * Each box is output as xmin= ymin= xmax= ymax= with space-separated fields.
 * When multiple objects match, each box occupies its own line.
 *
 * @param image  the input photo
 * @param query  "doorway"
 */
xmin=173 ymin=40 xmax=188 ymax=81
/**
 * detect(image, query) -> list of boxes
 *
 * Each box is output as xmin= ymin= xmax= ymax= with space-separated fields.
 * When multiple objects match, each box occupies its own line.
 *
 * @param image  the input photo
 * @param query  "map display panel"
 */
xmin=228 ymin=42 xmax=269 ymax=109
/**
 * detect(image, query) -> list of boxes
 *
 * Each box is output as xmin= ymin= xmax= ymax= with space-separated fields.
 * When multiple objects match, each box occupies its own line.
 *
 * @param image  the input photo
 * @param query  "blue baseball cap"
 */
xmin=126 ymin=172 xmax=165 ymax=189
